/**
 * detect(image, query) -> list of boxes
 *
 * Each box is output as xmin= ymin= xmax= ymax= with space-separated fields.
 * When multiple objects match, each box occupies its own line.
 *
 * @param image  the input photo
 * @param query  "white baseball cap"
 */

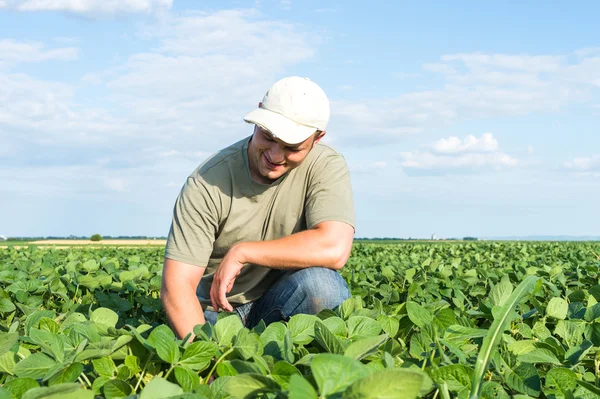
xmin=243 ymin=76 xmax=330 ymax=145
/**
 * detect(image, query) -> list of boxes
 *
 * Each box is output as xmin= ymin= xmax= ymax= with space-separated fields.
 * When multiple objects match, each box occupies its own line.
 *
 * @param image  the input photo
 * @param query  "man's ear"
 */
xmin=313 ymin=130 xmax=326 ymax=145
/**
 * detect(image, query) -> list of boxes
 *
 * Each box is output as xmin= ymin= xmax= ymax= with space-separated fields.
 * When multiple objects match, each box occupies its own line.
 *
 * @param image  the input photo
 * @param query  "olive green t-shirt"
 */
xmin=165 ymin=135 xmax=355 ymax=310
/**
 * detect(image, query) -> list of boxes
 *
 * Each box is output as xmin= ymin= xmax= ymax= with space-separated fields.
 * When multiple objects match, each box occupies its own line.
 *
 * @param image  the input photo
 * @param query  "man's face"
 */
xmin=247 ymin=125 xmax=324 ymax=184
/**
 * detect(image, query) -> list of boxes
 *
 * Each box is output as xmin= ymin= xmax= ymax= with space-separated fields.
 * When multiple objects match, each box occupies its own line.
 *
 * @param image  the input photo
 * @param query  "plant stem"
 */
xmin=134 ymin=353 xmax=154 ymax=392
xmin=164 ymin=365 xmax=175 ymax=380
xmin=204 ymin=348 xmax=234 ymax=384
xmin=80 ymin=372 xmax=92 ymax=388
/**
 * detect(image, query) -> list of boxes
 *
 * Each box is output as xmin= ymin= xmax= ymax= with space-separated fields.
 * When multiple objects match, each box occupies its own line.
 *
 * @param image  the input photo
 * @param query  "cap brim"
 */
xmin=244 ymin=108 xmax=317 ymax=145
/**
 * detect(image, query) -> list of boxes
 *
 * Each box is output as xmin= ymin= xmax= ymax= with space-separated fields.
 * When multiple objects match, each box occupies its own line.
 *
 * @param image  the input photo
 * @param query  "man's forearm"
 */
xmin=233 ymin=223 xmax=352 ymax=271
xmin=162 ymin=291 xmax=206 ymax=339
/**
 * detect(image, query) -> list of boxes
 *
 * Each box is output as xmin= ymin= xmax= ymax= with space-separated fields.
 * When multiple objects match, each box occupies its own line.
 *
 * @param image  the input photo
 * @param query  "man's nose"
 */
xmin=268 ymin=144 xmax=285 ymax=163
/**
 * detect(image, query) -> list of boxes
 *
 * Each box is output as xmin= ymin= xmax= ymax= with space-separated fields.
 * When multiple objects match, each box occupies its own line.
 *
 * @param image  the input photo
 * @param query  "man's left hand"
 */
xmin=210 ymin=246 xmax=245 ymax=312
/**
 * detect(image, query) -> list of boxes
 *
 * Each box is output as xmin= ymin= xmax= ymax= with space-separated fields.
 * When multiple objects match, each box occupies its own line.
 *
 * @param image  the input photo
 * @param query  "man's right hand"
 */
xmin=161 ymin=257 xmax=207 ymax=339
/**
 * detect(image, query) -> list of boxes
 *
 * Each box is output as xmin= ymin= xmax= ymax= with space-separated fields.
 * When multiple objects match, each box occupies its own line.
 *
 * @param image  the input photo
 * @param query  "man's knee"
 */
xmin=289 ymin=267 xmax=351 ymax=314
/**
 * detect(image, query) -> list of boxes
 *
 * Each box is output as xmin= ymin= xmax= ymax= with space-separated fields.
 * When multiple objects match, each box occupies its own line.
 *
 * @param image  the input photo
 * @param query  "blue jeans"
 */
xmin=203 ymin=267 xmax=351 ymax=328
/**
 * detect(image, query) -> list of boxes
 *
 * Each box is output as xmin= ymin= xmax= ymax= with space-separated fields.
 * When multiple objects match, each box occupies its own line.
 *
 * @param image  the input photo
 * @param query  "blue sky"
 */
xmin=0 ymin=0 xmax=599 ymax=238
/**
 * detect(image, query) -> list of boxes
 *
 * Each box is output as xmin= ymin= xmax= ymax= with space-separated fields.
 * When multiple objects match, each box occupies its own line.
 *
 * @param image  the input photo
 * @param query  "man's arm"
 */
xmin=210 ymin=220 xmax=354 ymax=311
xmin=161 ymin=258 xmax=207 ymax=339
xmin=237 ymin=220 xmax=354 ymax=270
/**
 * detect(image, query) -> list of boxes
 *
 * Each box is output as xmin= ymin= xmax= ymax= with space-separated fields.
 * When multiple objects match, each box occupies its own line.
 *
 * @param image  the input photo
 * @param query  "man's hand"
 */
xmin=210 ymin=247 xmax=245 ymax=312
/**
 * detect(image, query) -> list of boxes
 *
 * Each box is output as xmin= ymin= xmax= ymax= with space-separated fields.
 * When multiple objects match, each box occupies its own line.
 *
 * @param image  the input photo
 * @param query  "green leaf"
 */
xmin=102 ymin=379 xmax=132 ymax=399
xmin=430 ymin=364 xmax=473 ymax=394
xmin=288 ymin=374 xmax=318 ymax=399
xmin=174 ymin=366 xmax=201 ymax=392
xmin=311 ymin=353 xmax=369 ymax=397
xmin=21 ymin=383 xmax=93 ymax=399
xmin=146 ymin=325 xmax=180 ymax=364
xmin=344 ymin=334 xmax=388 ymax=361
xmin=480 ymin=381 xmax=510 ymax=399
xmin=346 ymin=316 xmax=382 ymax=340
xmin=222 ymin=373 xmax=281 ymax=398
xmin=343 ymin=369 xmax=426 ymax=399
xmin=179 ymin=341 xmax=217 ymax=371
xmin=575 ymin=380 xmax=600 ymax=396
xmin=139 ymin=378 xmax=184 ymax=399
xmin=271 ymin=361 xmax=300 ymax=389
xmin=288 ymin=314 xmax=319 ymax=345
xmin=517 ymin=348 xmax=562 ymax=365
xmin=90 ymin=308 xmax=118 ymax=328
xmin=260 ymin=322 xmax=295 ymax=363
xmin=233 ymin=328 xmax=261 ymax=360
xmin=376 ymin=316 xmax=399 ymax=338
xmin=469 ymin=276 xmax=538 ymax=399
xmin=547 ymin=298 xmax=568 ymax=320
xmin=0 ymin=332 xmax=18 ymax=357
xmin=47 ymin=363 xmax=83 ymax=386
xmin=406 ymin=302 xmax=433 ymax=328
xmin=4 ymin=378 xmax=40 ymax=399
xmin=545 ymin=368 xmax=577 ymax=399
xmin=0 ymin=298 xmax=16 ymax=313
xmin=92 ymin=357 xmax=116 ymax=378
xmin=14 ymin=353 xmax=57 ymax=379
xmin=505 ymin=363 xmax=541 ymax=397
xmin=314 ymin=320 xmax=345 ymax=355
xmin=565 ymin=340 xmax=593 ymax=366
xmin=490 ymin=278 xmax=513 ymax=307
xmin=215 ymin=315 xmax=244 ymax=348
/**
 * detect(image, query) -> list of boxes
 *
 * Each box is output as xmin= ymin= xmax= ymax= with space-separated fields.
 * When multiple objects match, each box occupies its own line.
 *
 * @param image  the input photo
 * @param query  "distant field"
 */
xmin=0 ymin=239 xmax=167 ymax=248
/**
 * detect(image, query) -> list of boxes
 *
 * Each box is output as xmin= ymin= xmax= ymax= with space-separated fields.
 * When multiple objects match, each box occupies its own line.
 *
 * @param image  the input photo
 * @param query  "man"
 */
xmin=161 ymin=76 xmax=355 ymax=339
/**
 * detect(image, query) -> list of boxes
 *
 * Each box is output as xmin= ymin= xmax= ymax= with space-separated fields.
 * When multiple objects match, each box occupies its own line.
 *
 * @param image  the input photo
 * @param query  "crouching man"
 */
xmin=161 ymin=77 xmax=355 ymax=338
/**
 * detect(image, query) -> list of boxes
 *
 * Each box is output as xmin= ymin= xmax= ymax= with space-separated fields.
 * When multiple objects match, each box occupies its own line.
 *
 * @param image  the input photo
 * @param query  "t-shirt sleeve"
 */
xmin=165 ymin=176 xmax=220 ymax=267
xmin=305 ymin=152 xmax=356 ymax=230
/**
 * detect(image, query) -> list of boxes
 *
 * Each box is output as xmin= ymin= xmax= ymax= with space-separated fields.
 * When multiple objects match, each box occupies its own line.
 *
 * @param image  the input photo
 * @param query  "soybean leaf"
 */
xmin=139 ymin=378 xmax=183 ymax=399
xmin=0 ymin=333 xmax=18 ymax=357
xmin=406 ymin=302 xmax=433 ymax=328
xmin=4 ymin=378 xmax=40 ymax=399
xmin=21 ymin=383 xmax=93 ymax=399
xmin=174 ymin=365 xmax=201 ymax=392
xmin=179 ymin=341 xmax=217 ymax=371
xmin=14 ymin=353 xmax=57 ymax=379
xmin=288 ymin=374 xmax=318 ymax=399
xmin=311 ymin=353 xmax=369 ymax=397
xmin=288 ymin=314 xmax=319 ymax=345
xmin=147 ymin=325 xmax=180 ymax=364
xmin=222 ymin=373 xmax=281 ymax=398
xmin=343 ymin=368 xmax=426 ymax=399
xmin=344 ymin=334 xmax=388 ymax=361
xmin=314 ymin=320 xmax=345 ymax=355
xmin=233 ymin=328 xmax=262 ymax=360
xmin=103 ymin=379 xmax=132 ymax=399
xmin=215 ymin=316 xmax=244 ymax=348
xmin=346 ymin=316 xmax=382 ymax=340
xmin=547 ymin=298 xmax=569 ymax=320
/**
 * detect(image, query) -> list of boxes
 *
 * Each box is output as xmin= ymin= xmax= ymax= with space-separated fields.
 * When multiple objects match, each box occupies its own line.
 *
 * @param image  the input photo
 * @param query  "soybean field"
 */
xmin=1 ymin=241 xmax=600 ymax=399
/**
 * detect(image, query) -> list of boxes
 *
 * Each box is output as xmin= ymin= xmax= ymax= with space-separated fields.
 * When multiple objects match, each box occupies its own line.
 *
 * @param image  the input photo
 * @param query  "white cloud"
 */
xmin=280 ymin=0 xmax=292 ymax=10
xmin=432 ymin=133 xmax=498 ymax=154
xmin=105 ymin=178 xmax=128 ymax=192
xmin=401 ymin=152 xmax=518 ymax=170
xmin=564 ymin=155 xmax=600 ymax=171
xmin=349 ymin=161 xmax=387 ymax=173
xmin=0 ymin=0 xmax=172 ymax=15
xmin=0 ymin=39 xmax=78 ymax=68
xmin=330 ymin=50 xmax=600 ymax=146
xmin=400 ymin=133 xmax=517 ymax=171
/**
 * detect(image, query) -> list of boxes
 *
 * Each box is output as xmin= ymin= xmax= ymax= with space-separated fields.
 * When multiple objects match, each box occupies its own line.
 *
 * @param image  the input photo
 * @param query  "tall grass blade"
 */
xmin=469 ymin=276 xmax=539 ymax=399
